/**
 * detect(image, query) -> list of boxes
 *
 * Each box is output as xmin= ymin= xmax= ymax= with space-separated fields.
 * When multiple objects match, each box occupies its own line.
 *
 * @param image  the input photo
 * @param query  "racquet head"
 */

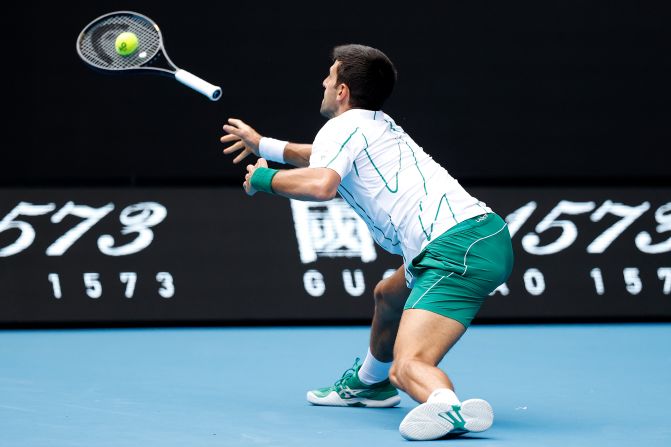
xmin=77 ymin=11 xmax=167 ymax=73
xmin=77 ymin=11 xmax=221 ymax=100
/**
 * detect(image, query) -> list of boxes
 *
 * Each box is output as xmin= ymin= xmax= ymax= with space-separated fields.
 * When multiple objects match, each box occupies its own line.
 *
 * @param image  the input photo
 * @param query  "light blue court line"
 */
xmin=0 ymin=324 xmax=670 ymax=447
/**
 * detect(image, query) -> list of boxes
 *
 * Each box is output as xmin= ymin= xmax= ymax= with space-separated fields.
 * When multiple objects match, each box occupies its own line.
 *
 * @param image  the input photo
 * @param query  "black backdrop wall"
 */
xmin=6 ymin=1 xmax=671 ymax=186
xmin=2 ymin=1 xmax=670 ymax=326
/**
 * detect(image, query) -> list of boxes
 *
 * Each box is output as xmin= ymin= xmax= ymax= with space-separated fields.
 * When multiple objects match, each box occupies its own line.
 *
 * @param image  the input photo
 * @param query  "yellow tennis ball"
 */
xmin=115 ymin=32 xmax=139 ymax=57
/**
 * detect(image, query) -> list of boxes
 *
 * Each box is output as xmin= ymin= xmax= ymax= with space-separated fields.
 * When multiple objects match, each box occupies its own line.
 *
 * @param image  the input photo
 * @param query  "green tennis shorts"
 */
xmin=404 ymin=213 xmax=514 ymax=328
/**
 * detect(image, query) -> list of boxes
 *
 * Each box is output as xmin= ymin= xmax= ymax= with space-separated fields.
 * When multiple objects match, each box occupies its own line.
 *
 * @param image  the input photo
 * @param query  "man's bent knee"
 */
xmin=374 ymin=281 xmax=407 ymax=314
xmin=389 ymin=357 xmax=419 ymax=391
xmin=388 ymin=361 xmax=403 ymax=390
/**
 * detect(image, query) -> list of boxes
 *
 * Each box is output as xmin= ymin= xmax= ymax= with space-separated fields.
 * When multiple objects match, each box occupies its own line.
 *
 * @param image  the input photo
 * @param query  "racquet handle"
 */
xmin=175 ymin=69 xmax=222 ymax=101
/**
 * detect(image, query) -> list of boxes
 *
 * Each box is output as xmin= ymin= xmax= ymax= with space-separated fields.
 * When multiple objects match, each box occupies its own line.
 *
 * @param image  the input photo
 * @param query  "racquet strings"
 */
xmin=78 ymin=13 xmax=161 ymax=70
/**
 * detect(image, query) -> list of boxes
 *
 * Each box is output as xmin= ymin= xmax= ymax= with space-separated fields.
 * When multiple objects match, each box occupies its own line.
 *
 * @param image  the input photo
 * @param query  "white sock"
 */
xmin=358 ymin=348 xmax=392 ymax=385
xmin=427 ymin=388 xmax=461 ymax=405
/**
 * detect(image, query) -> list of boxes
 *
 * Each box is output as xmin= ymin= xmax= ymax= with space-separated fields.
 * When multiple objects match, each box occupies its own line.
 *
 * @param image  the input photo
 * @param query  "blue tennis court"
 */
xmin=4 ymin=2 xmax=670 ymax=446
xmin=2 ymin=323 xmax=669 ymax=446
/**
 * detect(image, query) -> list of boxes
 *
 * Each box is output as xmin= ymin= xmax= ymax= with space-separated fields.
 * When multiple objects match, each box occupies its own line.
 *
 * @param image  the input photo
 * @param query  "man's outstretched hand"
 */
xmin=221 ymin=118 xmax=262 ymax=164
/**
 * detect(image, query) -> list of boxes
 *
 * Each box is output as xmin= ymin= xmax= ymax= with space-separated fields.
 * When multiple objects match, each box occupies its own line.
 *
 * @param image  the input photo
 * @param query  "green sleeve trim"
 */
xmin=250 ymin=167 xmax=279 ymax=194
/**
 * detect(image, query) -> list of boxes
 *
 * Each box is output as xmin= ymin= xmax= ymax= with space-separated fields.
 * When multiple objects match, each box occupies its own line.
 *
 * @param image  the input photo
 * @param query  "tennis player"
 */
xmin=220 ymin=44 xmax=513 ymax=441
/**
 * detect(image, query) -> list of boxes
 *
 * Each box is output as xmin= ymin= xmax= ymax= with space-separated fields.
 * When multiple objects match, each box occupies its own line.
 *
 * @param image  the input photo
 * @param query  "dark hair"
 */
xmin=332 ymin=44 xmax=397 ymax=110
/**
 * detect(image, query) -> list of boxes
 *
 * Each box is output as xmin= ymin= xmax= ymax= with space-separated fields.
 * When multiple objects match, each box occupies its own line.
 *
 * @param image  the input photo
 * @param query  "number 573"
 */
xmin=0 ymin=201 xmax=167 ymax=257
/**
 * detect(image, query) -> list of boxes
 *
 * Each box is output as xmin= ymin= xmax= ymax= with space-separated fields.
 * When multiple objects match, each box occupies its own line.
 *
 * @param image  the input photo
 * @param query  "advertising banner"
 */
xmin=1 ymin=187 xmax=669 ymax=325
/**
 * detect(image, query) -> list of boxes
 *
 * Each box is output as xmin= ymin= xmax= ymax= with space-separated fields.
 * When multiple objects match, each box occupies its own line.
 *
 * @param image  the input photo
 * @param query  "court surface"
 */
xmin=1 ymin=323 xmax=669 ymax=447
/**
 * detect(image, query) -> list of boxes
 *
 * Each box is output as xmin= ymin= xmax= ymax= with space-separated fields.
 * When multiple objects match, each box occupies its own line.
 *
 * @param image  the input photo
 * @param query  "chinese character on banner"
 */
xmin=290 ymin=199 xmax=377 ymax=264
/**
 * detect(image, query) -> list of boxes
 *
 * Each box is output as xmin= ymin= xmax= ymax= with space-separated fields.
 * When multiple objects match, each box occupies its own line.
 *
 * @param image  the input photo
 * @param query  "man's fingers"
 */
xmin=220 ymin=134 xmax=240 ymax=143
xmin=233 ymin=148 xmax=252 ymax=164
xmin=223 ymin=118 xmax=257 ymax=165
xmin=243 ymin=180 xmax=255 ymax=196
xmin=222 ymin=141 xmax=244 ymax=154
xmin=228 ymin=118 xmax=246 ymax=128
xmin=257 ymin=158 xmax=268 ymax=168
xmin=223 ymin=124 xmax=243 ymax=137
xmin=246 ymin=164 xmax=255 ymax=173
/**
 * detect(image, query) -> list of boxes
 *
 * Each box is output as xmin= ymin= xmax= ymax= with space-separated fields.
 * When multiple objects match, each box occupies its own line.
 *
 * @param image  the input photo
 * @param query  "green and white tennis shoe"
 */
xmin=307 ymin=358 xmax=401 ymax=408
xmin=399 ymin=398 xmax=494 ymax=440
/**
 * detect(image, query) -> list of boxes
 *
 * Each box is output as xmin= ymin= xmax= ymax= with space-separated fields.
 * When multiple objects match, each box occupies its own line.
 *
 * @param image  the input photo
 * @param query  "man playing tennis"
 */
xmin=220 ymin=44 xmax=513 ymax=441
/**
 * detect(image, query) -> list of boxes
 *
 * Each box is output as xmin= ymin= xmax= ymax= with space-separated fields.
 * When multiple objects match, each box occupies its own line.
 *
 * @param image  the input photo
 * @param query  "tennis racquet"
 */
xmin=76 ymin=11 xmax=221 ymax=101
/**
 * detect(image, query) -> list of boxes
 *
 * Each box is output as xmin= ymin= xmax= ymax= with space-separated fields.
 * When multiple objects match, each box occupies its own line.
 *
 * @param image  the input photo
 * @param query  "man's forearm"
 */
xmin=283 ymin=143 xmax=312 ymax=168
xmin=270 ymin=167 xmax=338 ymax=201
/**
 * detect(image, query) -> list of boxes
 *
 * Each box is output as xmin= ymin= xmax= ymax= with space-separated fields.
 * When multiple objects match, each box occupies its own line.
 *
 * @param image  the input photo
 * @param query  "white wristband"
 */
xmin=259 ymin=137 xmax=288 ymax=164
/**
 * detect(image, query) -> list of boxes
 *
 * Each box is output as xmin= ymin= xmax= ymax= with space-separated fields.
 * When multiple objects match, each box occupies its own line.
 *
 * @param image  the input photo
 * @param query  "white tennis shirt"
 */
xmin=310 ymin=108 xmax=492 ymax=286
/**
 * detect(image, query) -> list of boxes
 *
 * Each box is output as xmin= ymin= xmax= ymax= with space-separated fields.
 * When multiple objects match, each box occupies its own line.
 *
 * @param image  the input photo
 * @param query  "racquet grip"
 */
xmin=175 ymin=69 xmax=222 ymax=101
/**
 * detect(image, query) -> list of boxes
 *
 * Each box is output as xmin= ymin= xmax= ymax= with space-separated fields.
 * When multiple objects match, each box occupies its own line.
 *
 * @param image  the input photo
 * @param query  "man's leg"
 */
xmin=357 ymin=265 xmax=408 ymax=384
xmin=369 ymin=265 xmax=408 ymax=361
xmin=306 ymin=265 xmax=408 ymax=407
xmin=389 ymin=308 xmax=465 ymax=401
xmin=390 ymin=308 xmax=493 ymax=440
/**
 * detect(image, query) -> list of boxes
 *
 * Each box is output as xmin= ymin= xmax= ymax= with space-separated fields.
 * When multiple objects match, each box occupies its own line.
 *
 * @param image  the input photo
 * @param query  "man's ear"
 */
xmin=336 ymin=83 xmax=350 ymax=103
